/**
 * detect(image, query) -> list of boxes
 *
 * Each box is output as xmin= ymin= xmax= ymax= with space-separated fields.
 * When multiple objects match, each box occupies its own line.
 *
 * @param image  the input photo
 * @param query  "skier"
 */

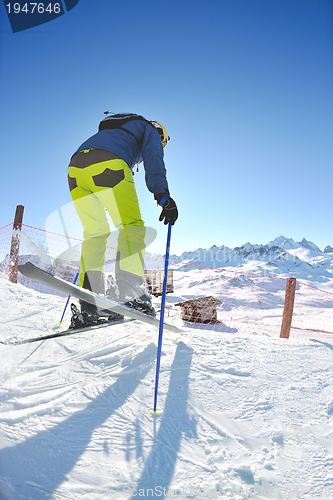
xmin=67 ymin=113 xmax=178 ymax=328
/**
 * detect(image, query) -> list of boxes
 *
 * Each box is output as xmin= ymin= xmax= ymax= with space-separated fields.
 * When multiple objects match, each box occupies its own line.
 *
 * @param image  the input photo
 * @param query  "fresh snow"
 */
xmin=1 ymin=262 xmax=333 ymax=500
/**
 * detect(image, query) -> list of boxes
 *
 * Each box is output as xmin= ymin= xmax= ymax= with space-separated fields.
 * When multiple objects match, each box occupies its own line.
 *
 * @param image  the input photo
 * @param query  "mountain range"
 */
xmin=166 ymin=236 xmax=333 ymax=291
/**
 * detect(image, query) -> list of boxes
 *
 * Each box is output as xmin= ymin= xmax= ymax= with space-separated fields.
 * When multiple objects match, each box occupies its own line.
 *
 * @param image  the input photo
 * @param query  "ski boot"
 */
xmin=116 ymin=273 xmax=156 ymax=317
xmin=102 ymin=275 xmax=124 ymax=321
xmin=69 ymin=301 xmax=124 ymax=330
xmin=69 ymin=302 xmax=99 ymax=330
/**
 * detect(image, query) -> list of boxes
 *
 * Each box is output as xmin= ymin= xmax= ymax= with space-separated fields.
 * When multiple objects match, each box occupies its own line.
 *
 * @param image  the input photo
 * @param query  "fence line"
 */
xmin=1 ymin=223 xmax=333 ymax=340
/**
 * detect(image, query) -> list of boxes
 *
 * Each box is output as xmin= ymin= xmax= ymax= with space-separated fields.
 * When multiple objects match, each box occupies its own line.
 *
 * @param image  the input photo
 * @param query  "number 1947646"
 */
xmin=6 ymin=3 xmax=61 ymax=14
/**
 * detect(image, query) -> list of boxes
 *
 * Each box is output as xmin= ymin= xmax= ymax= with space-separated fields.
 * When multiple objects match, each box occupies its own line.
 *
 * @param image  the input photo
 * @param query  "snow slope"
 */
xmin=1 ymin=272 xmax=333 ymax=500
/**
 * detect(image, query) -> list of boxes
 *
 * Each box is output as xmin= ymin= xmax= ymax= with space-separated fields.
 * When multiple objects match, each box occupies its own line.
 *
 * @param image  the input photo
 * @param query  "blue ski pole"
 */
xmin=59 ymin=272 xmax=79 ymax=325
xmin=150 ymin=223 xmax=172 ymax=415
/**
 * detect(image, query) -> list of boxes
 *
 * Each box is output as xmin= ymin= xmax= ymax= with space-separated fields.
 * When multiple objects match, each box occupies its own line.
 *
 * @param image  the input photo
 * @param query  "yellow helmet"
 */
xmin=151 ymin=121 xmax=170 ymax=149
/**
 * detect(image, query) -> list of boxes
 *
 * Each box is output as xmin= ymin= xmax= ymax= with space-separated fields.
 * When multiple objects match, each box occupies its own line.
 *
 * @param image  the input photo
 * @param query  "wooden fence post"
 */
xmin=8 ymin=205 xmax=25 ymax=284
xmin=280 ymin=277 xmax=296 ymax=339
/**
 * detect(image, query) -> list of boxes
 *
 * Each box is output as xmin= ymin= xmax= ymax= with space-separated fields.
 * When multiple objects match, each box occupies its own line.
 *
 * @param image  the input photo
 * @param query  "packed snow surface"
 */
xmin=1 ymin=259 xmax=333 ymax=499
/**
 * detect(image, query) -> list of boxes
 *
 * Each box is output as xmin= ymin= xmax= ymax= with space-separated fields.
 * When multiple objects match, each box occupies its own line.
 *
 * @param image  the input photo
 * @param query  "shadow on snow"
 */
xmin=0 ymin=343 xmax=157 ymax=499
xmin=129 ymin=341 xmax=195 ymax=499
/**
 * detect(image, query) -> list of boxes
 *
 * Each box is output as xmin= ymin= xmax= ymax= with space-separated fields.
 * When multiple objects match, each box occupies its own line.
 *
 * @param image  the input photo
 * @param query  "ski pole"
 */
xmin=151 ymin=223 xmax=172 ymax=414
xmin=59 ymin=272 xmax=79 ymax=324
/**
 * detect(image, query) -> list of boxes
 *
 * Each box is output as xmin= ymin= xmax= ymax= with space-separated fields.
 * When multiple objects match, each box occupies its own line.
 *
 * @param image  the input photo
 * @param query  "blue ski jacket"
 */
xmin=73 ymin=117 xmax=169 ymax=196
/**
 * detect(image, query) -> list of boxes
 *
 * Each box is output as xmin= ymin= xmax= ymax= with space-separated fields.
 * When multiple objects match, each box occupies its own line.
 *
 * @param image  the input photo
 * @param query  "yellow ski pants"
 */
xmin=67 ymin=149 xmax=145 ymax=291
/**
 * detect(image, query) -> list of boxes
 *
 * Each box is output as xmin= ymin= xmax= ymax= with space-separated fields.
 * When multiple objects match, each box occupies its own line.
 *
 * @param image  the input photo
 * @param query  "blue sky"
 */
xmin=0 ymin=0 xmax=332 ymax=255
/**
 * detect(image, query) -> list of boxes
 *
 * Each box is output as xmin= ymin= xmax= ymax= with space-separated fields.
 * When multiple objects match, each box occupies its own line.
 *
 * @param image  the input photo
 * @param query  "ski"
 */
xmin=18 ymin=262 xmax=183 ymax=334
xmin=0 ymin=317 xmax=136 ymax=346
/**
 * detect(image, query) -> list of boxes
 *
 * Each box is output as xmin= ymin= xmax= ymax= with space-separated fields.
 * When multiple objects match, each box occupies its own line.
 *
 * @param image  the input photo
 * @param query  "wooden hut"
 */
xmin=175 ymin=296 xmax=222 ymax=323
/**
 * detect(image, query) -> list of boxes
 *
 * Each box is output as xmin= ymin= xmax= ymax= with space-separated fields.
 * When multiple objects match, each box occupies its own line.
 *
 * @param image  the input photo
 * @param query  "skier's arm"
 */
xmin=141 ymin=125 xmax=169 ymax=195
xmin=140 ymin=123 xmax=178 ymax=225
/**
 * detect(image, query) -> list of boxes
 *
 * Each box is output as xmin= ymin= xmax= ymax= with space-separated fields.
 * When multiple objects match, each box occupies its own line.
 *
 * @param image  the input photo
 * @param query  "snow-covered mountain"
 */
xmin=267 ymin=236 xmax=322 ymax=253
xmin=166 ymin=236 xmax=333 ymax=290
xmin=170 ymin=236 xmax=329 ymax=265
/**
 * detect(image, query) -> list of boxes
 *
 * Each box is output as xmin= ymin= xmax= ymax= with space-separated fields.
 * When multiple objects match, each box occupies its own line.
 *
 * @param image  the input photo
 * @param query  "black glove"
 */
xmin=154 ymin=192 xmax=178 ymax=225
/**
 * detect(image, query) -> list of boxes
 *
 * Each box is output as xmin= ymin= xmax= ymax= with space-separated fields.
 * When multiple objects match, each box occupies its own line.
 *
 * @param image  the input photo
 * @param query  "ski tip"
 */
xmin=149 ymin=408 xmax=162 ymax=416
